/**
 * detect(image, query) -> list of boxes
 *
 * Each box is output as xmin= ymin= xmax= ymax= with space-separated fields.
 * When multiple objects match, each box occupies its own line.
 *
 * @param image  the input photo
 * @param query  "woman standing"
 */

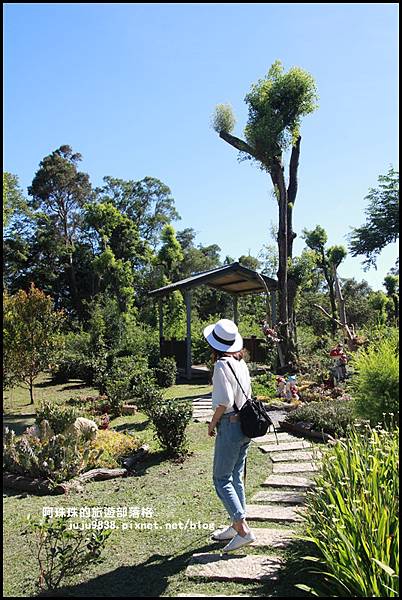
xmin=203 ymin=318 xmax=256 ymax=552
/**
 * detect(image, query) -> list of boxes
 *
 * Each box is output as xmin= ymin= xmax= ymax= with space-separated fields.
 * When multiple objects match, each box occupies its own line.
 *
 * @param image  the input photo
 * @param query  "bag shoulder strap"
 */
xmin=218 ymin=358 xmax=248 ymax=413
xmin=220 ymin=358 xmax=279 ymax=443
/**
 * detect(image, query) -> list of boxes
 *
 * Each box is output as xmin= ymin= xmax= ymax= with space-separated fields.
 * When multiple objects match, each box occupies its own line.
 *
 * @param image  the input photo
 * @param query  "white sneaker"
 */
xmin=211 ymin=525 xmax=237 ymax=541
xmin=222 ymin=531 xmax=256 ymax=552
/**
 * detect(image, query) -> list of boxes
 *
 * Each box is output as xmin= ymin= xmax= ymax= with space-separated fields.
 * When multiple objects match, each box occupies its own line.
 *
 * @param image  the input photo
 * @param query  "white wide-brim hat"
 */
xmin=203 ymin=318 xmax=243 ymax=353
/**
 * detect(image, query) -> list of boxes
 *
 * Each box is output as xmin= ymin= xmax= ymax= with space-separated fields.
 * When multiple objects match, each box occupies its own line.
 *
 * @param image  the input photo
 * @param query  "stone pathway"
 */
xmin=183 ymin=424 xmax=323 ymax=596
xmin=192 ymin=396 xmax=213 ymax=422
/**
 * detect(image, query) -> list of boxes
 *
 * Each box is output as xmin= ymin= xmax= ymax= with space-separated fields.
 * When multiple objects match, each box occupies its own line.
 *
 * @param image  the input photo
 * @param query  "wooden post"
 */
xmin=158 ymin=298 xmax=164 ymax=353
xmin=271 ymin=292 xmax=277 ymax=325
xmin=185 ymin=290 xmax=192 ymax=380
xmin=233 ymin=295 xmax=239 ymax=325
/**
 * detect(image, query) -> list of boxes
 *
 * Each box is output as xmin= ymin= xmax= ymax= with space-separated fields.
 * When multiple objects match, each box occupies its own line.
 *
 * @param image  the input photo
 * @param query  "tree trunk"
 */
xmin=332 ymin=265 xmax=348 ymax=328
xmin=322 ymin=260 xmax=338 ymax=335
xmin=285 ymin=138 xmax=301 ymax=364
xmin=218 ymin=130 xmax=299 ymax=369
xmin=270 ymin=160 xmax=291 ymax=366
xmin=29 ymin=378 xmax=34 ymax=404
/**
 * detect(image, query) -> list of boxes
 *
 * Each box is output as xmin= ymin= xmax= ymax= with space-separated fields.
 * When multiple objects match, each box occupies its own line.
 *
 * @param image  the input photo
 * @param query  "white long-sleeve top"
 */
xmin=211 ymin=356 xmax=252 ymax=414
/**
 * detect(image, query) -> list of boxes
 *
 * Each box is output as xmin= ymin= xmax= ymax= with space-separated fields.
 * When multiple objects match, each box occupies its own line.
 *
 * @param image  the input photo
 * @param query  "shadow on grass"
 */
xmin=34 ymin=539 xmax=220 ymax=597
xmin=113 ymin=420 xmax=151 ymax=434
xmin=252 ymin=537 xmax=324 ymax=598
xmin=60 ymin=382 xmax=93 ymax=391
xmin=128 ymin=449 xmax=193 ymax=477
xmin=34 ymin=379 xmax=59 ymax=388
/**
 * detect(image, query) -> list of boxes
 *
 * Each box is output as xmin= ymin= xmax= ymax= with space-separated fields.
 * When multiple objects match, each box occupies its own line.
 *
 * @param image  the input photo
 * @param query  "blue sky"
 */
xmin=4 ymin=3 xmax=399 ymax=291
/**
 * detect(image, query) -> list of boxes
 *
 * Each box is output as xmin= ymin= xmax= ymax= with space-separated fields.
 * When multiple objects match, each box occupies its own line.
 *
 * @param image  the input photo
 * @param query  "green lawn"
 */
xmin=3 ymin=376 xmax=311 ymax=597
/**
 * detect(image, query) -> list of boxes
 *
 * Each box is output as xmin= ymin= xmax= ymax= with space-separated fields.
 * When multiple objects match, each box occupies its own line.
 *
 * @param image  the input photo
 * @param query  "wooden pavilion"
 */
xmin=148 ymin=262 xmax=278 ymax=380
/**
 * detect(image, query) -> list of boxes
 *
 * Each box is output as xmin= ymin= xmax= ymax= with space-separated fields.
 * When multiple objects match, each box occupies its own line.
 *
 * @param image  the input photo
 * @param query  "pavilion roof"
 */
xmin=148 ymin=262 xmax=277 ymax=298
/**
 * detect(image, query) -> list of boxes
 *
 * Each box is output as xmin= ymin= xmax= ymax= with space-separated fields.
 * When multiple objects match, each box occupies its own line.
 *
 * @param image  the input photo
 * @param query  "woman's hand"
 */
xmin=208 ymin=421 xmax=216 ymax=437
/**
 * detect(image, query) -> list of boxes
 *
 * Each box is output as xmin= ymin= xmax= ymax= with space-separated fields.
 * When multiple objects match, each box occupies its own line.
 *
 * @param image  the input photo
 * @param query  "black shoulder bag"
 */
xmin=224 ymin=360 xmax=279 ymax=443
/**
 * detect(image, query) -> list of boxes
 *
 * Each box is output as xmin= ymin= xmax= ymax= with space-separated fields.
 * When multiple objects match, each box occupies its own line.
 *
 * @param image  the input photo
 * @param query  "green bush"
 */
xmin=299 ymin=423 xmax=399 ymax=597
xmin=36 ymin=401 xmax=80 ymax=435
xmin=349 ymin=330 xmax=399 ymax=426
xmin=148 ymin=397 xmax=193 ymax=457
xmin=22 ymin=515 xmax=111 ymax=592
xmin=104 ymin=355 xmax=140 ymax=417
xmin=127 ymin=361 xmax=159 ymax=412
xmin=154 ymin=356 xmax=177 ymax=387
xmin=285 ymin=396 xmax=355 ymax=437
xmin=49 ymin=330 xmax=93 ymax=384
xmin=252 ymin=372 xmax=277 ymax=398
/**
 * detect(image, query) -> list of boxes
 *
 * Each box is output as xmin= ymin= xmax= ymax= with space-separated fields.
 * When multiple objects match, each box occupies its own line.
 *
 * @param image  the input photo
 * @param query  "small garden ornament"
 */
xmin=285 ymin=375 xmax=299 ymax=403
xmin=276 ymin=376 xmax=286 ymax=399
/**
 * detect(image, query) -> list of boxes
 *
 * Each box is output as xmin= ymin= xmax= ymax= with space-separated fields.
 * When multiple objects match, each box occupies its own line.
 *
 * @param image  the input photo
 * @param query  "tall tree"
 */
xmin=3 ymin=172 xmax=29 ymax=228
xmin=155 ymin=225 xmax=186 ymax=339
xmin=212 ymin=60 xmax=318 ymax=368
xmin=28 ymin=145 xmax=93 ymax=315
xmin=95 ymin=176 xmax=180 ymax=250
xmin=84 ymin=201 xmax=148 ymax=312
xmin=348 ymin=167 xmax=399 ymax=270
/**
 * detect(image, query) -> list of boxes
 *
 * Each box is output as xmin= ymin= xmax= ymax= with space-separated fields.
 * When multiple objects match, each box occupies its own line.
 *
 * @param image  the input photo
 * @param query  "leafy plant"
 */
xmin=49 ymin=330 xmax=93 ymax=384
xmin=154 ymin=356 xmax=177 ymax=387
xmin=36 ymin=401 xmax=80 ymax=434
xmin=104 ymin=355 xmax=140 ymax=417
xmin=349 ymin=330 xmax=399 ymax=426
xmin=3 ymin=427 xmax=101 ymax=485
xmin=22 ymin=515 xmax=111 ymax=592
xmin=252 ymin=372 xmax=277 ymax=398
xmin=147 ymin=397 xmax=193 ymax=457
xmin=285 ymin=396 xmax=355 ymax=437
xmin=299 ymin=422 xmax=399 ymax=596
xmin=3 ymin=284 xmax=65 ymax=402
xmin=88 ymin=429 xmax=141 ymax=469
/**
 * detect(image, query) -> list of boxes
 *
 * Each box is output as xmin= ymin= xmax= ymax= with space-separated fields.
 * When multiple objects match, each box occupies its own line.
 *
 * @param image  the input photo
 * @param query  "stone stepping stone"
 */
xmin=193 ymin=400 xmax=212 ymax=405
xmin=259 ymin=441 xmax=311 ymax=453
xmin=252 ymin=432 xmax=298 ymax=444
xmin=246 ymin=504 xmax=305 ymax=522
xmin=251 ymin=490 xmax=306 ymax=505
xmin=270 ymin=450 xmax=322 ymax=462
xmin=262 ymin=474 xmax=316 ymax=489
xmin=186 ymin=553 xmax=283 ymax=582
xmin=273 ymin=462 xmax=319 ymax=474
xmin=192 ymin=410 xmax=213 ymax=416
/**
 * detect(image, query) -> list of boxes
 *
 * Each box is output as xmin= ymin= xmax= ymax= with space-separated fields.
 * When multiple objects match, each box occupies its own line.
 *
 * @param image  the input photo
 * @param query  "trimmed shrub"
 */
xmin=349 ymin=332 xmax=399 ymax=426
xmin=104 ymin=355 xmax=139 ymax=417
xmin=300 ymin=423 xmax=399 ymax=597
xmin=147 ymin=396 xmax=193 ymax=457
xmin=285 ymin=396 xmax=355 ymax=438
xmin=154 ymin=356 xmax=177 ymax=387
xmin=127 ymin=362 xmax=159 ymax=413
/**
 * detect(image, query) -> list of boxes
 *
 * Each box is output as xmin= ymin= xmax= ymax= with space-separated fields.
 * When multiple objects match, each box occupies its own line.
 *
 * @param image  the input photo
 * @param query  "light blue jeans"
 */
xmin=213 ymin=412 xmax=251 ymax=522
